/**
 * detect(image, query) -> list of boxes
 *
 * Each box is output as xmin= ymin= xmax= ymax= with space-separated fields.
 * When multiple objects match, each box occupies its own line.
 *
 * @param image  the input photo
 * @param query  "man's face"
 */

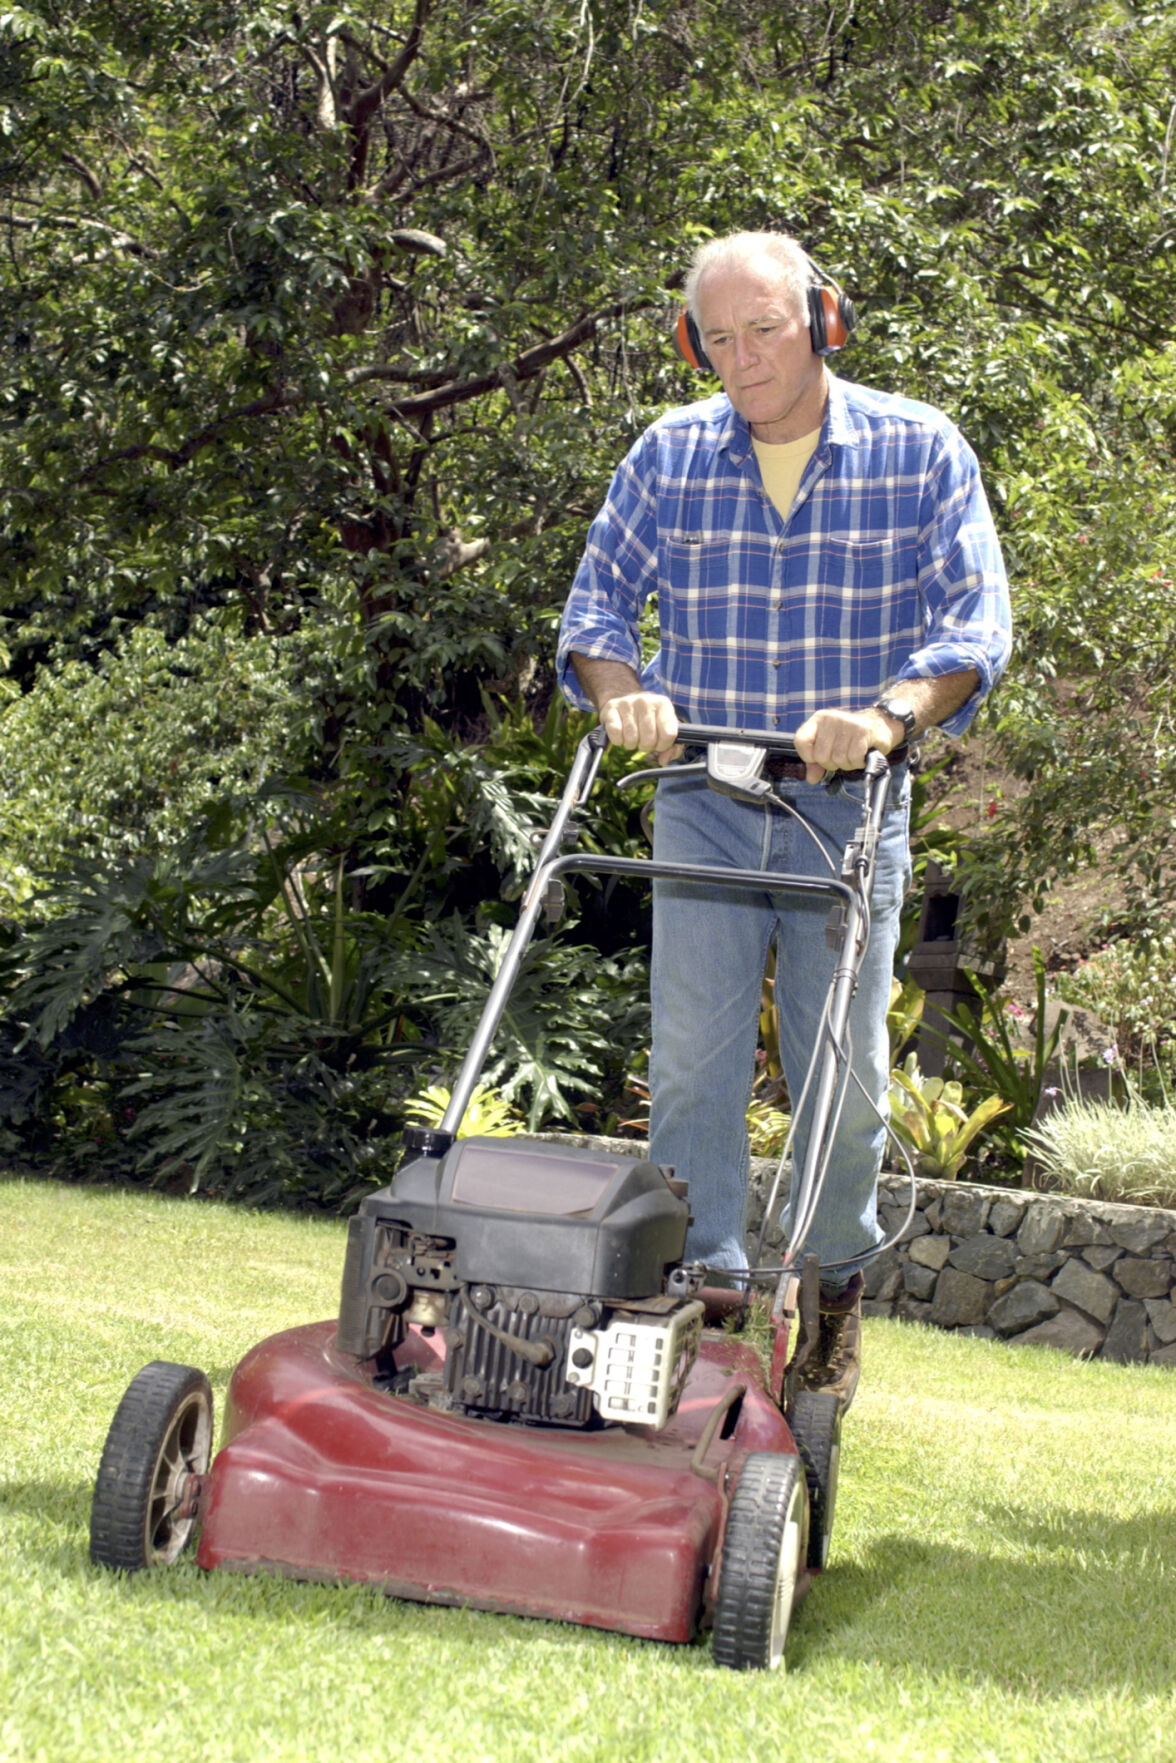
xmin=695 ymin=257 xmax=827 ymax=444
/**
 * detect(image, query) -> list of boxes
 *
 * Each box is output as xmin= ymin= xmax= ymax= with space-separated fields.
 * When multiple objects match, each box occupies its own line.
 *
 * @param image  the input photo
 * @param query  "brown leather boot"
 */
xmin=797 ymin=1272 xmax=864 ymax=1413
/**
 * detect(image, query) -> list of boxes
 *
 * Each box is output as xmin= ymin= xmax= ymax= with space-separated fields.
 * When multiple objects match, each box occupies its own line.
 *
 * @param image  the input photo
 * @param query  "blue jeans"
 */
xmin=648 ymin=768 xmax=911 ymax=1280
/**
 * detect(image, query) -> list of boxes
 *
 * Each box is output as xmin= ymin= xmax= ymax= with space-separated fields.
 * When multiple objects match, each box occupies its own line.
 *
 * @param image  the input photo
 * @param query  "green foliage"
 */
xmin=395 ymin=919 xmax=649 ymax=1132
xmin=0 ymin=618 xmax=318 ymax=909
xmin=0 ymin=818 xmax=416 ymax=1201
xmin=887 ymin=973 xmax=926 ymax=1066
xmin=937 ymin=951 xmax=1069 ymax=1158
xmin=960 ymin=350 xmax=1176 ymax=947
xmin=0 ymin=733 xmax=652 ymax=1197
xmin=1024 ymin=1077 xmax=1176 ymax=1209
xmin=887 ymin=1053 xmax=1010 ymax=1182
xmin=1057 ymin=925 xmax=1176 ymax=1074
xmin=3 ymin=0 xmax=1176 ymax=1191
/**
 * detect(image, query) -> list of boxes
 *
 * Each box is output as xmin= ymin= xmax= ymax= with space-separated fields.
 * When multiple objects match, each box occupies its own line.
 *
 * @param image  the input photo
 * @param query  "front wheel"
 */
xmin=90 ymin=1362 xmax=213 ymax=1571
xmin=712 ymin=1452 xmax=808 ymax=1670
xmin=787 ymin=1388 xmax=841 ymax=1571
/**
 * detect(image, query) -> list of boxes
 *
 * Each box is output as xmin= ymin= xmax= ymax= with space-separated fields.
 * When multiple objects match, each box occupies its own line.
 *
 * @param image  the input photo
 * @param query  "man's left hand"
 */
xmin=793 ymin=707 xmax=898 ymax=785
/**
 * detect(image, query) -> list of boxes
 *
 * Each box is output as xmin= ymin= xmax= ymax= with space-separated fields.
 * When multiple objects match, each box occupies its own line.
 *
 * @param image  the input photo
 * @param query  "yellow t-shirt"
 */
xmin=752 ymin=428 xmax=822 ymax=522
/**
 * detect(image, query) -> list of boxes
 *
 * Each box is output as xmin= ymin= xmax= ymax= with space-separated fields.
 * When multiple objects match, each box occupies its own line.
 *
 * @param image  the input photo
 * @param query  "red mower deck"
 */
xmin=196 ymin=1317 xmax=801 ymax=1643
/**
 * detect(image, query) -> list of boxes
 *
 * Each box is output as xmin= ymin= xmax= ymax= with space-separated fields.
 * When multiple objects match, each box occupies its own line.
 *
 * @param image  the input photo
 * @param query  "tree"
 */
xmin=2 ymin=0 xmax=1176 ymax=1193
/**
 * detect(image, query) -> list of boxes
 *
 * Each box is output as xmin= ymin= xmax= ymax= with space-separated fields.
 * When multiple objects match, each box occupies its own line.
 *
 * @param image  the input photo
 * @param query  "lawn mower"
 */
xmin=89 ymin=723 xmax=911 ymax=1670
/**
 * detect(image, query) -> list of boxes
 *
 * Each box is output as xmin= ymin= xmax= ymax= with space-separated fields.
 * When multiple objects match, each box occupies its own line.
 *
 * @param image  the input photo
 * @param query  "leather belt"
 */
xmin=763 ymin=755 xmax=810 ymax=781
xmin=764 ymin=744 xmax=909 ymax=781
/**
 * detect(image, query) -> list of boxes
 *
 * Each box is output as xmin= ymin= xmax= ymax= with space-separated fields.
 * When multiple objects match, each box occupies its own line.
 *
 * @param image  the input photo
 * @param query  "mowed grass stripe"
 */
xmin=2 ymin=1174 xmax=1174 ymax=1763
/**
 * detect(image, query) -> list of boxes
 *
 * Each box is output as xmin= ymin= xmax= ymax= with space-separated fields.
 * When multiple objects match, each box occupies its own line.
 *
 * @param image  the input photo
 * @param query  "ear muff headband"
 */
xmin=675 ymin=254 xmax=857 ymax=370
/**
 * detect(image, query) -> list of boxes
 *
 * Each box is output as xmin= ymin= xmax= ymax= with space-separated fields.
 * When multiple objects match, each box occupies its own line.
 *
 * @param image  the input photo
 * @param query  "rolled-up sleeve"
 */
xmin=892 ymin=433 xmax=1012 ymax=737
xmin=557 ymin=441 xmax=661 ymax=709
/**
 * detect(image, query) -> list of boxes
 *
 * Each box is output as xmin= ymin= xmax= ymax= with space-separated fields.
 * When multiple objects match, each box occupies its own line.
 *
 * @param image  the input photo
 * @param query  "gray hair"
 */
xmin=684 ymin=232 xmax=813 ymax=324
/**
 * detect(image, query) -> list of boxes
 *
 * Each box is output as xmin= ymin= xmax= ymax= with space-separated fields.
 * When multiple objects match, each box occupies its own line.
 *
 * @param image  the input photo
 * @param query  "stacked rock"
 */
xmin=860 ymin=1174 xmax=1176 ymax=1364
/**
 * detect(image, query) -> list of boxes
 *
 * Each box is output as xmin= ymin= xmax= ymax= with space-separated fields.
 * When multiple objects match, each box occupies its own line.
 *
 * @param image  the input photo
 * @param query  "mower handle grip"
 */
xmin=673 ymin=722 xmax=800 ymax=759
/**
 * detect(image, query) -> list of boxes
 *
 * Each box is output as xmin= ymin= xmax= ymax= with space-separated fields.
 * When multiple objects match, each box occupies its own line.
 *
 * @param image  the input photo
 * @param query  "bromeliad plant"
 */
xmin=887 ymin=1054 xmax=1011 ymax=1181
xmin=404 ymin=1082 xmax=523 ymax=1139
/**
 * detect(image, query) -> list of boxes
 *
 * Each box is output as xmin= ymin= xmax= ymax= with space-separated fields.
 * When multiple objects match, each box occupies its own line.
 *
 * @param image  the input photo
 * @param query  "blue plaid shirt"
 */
xmin=557 ymin=376 xmax=1011 ymax=737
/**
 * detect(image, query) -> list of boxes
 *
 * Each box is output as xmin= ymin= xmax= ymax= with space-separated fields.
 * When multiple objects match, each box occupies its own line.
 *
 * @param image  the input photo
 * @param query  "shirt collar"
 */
xmin=715 ymin=372 xmax=860 ymax=464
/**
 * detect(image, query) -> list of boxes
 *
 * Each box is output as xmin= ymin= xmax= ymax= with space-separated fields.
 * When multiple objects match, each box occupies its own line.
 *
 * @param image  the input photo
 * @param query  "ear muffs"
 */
xmin=675 ymin=308 xmax=712 ymax=374
xmin=807 ymin=278 xmax=857 ymax=357
xmin=674 ymin=253 xmax=857 ymax=370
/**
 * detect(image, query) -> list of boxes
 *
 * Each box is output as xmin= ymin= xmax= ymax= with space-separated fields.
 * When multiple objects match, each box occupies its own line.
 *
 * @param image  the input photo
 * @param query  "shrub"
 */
xmin=1056 ymin=928 xmax=1176 ymax=1074
xmin=1024 ymin=1083 xmax=1176 ymax=1208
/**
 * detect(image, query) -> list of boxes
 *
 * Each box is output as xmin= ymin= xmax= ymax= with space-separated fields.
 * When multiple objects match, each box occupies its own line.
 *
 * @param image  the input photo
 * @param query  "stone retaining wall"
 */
xmin=529 ymin=1135 xmax=1176 ymax=1366
xmin=864 ymin=1172 xmax=1176 ymax=1365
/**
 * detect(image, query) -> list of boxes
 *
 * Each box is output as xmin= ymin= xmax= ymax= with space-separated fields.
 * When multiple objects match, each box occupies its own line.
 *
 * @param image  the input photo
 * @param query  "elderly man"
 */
xmin=558 ymin=232 xmax=1010 ymax=1405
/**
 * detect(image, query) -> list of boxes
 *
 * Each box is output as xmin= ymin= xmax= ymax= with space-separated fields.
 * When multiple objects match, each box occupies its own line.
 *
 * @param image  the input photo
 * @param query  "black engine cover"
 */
xmin=336 ymin=1137 xmax=690 ymax=1364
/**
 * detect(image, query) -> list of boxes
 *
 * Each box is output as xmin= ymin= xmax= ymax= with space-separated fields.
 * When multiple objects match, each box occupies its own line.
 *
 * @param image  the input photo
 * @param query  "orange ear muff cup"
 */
xmin=809 ymin=284 xmax=857 ymax=356
xmin=675 ymin=309 xmax=711 ymax=373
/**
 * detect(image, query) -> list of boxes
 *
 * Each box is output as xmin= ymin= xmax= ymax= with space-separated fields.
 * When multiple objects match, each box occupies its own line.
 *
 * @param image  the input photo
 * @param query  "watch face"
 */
xmin=878 ymin=698 xmax=915 ymax=736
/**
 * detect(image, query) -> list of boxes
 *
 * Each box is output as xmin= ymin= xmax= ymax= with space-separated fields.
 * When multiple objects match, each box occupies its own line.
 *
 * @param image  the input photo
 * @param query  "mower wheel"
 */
xmin=787 ymin=1388 xmax=841 ymax=1571
xmin=90 ymin=1361 xmax=213 ymax=1572
xmin=712 ymin=1451 xmax=807 ymax=1671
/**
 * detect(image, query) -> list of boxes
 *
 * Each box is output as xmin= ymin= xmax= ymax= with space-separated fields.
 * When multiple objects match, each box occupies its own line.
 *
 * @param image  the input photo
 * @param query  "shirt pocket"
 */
xmin=660 ymin=532 xmax=748 ymax=646
xmin=809 ymin=535 xmax=917 ymax=645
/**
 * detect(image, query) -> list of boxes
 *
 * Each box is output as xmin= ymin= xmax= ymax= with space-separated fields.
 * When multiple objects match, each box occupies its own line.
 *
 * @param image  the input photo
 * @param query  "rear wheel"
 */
xmin=787 ymin=1388 xmax=841 ymax=1570
xmin=90 ymin=1362 xmax=213 ymax=1571
xmin=712 ymin=1452 xmax=808 ymax=1670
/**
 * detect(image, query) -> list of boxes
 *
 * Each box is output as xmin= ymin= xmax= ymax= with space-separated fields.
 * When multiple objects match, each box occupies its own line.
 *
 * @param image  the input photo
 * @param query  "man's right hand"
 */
xmin=599 ymin=689 xmax=680 ymax=761
xmin=569 ymin=655 xmax=680 ymax=762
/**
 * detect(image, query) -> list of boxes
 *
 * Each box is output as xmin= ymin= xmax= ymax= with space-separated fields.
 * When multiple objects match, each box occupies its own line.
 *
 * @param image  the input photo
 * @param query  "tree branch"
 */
xmin=435 ymin=529 xmax=491 ymax=579
xmin=298 ymin=41 xmax=337 ymax=131
xmin=385 ymin=300 xmax=651 ymax=420
xmin=346 ymin=0 xmax=430 ymax=132
xmin=65 ymin=301 xmax=649 ymax=486
xmin=74 ymin=387 xmax=304 ymax=484
xmin=3 ymin=209 xmax=156 ymax=258
xmin=60 ymin=152 xmax=104 ymax=201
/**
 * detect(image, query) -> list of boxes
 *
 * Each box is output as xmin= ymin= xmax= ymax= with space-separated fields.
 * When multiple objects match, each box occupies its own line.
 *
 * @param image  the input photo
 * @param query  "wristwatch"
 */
xmin=873 ymin=697 xmax=917 ymax=743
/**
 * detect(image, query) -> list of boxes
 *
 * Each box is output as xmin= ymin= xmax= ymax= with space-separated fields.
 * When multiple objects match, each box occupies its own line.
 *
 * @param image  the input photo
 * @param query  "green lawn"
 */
xmin=2 ymin=1173 xmax=1174 ymax=1763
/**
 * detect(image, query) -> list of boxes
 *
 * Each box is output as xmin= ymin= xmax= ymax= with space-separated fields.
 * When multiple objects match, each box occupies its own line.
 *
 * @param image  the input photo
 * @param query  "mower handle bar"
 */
xmin=673 ymin=721 xmax=802 ymax=756
xmin=442 ymin=722 xmax=872 ymax=1112
xmin=438 ymin=724 xmax=898 ymax=1285
xmin=586 ymin=720 xmax=802 ymax=758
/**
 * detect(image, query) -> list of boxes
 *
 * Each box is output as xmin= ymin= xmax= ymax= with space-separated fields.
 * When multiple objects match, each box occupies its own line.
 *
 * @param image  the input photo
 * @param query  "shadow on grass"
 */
xmin=792 ymin=1502 xmax=1176 ymax=1693
xmin=5 ymin=1471 xmax=1174 ymax=1695
xmin=1 ymin=1479 xmax=90 ymax=1525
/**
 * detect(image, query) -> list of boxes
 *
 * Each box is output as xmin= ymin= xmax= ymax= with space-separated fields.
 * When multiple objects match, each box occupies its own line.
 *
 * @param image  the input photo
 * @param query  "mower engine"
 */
xmin=337 ymin=1137 xmax=704 ymax=1429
